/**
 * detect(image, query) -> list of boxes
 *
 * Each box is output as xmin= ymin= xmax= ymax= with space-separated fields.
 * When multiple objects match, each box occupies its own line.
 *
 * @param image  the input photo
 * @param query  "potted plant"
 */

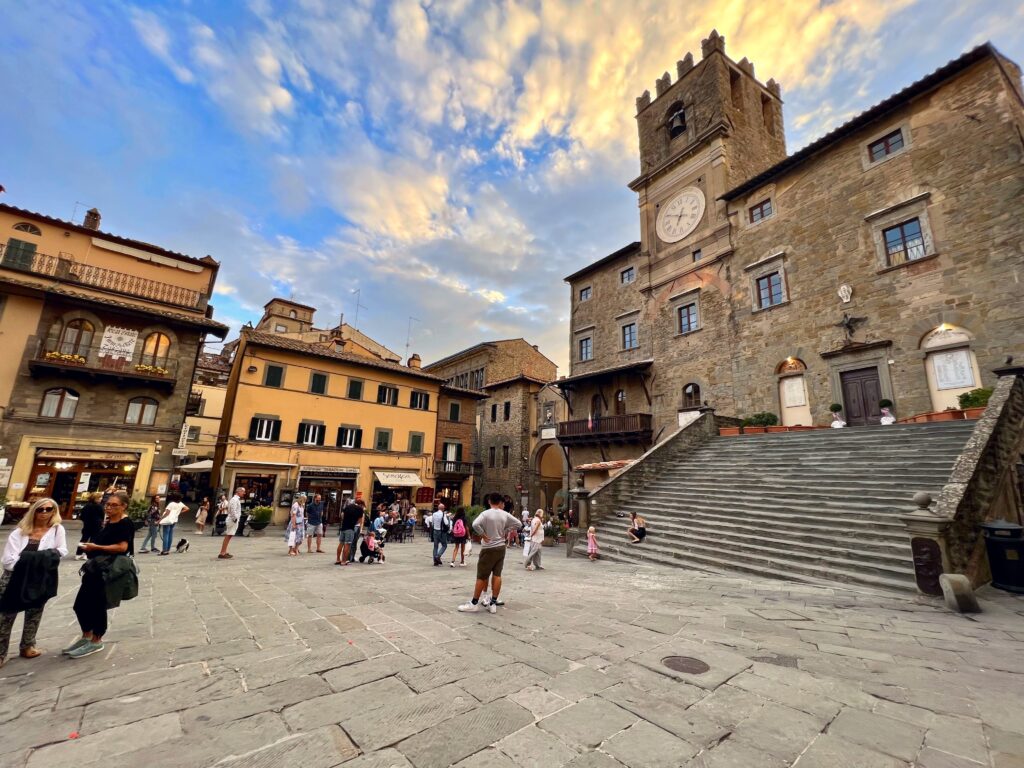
xmin=718 ymin=425 xmax=742 ymax=436
xmin=126 ymin=498 xmax=150 ymax=530
xmin=829 ymin=403 xmax=846 ymax=428
xmin=878 ymin=399 xmax=896 ymax=425
xmin=742 ymin=412 xmax=778 ymax=434
xmin=958 ymin=388 xmax=992 ymax=419
xmin=465 ymin=505 xmax=484 ymax=542
xmin=248 ymin=506 xmax=273 ymax=531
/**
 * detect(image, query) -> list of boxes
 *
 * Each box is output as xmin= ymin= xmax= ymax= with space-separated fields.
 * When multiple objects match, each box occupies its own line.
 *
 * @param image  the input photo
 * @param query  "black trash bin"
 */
xmin=979 ymin=519 xmax=1024 ymax=594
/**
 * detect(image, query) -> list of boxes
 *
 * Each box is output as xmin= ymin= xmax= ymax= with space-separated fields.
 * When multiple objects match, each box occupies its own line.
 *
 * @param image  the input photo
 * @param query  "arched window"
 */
xmin=141 ymin=332 xmax=171 ymax=366
xmin=288 ymin=310 xmax=297 ymax=319
xmin=666 ymin=102 xmax=686 ymax=139
xmin=13 ymin=222 xmax=42 ymax=236
xmin=590 ymin=394 xmax=603 ymax=419
xmin=682 ymin=383 xmax=701 ymax=408
xmin=40 ymin=388 xmax=79 ymax=419
xmin=59 ymin=319 xmax=94 ymax=356
xmin=125 ymin=397 xmax=158 ymax=425
xmin=615 ymin=389 xmax=626 ymax=415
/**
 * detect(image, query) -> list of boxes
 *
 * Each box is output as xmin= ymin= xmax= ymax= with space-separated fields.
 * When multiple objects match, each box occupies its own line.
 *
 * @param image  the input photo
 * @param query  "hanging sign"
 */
xmin=98 ymin=327 xmax=138 ymax=360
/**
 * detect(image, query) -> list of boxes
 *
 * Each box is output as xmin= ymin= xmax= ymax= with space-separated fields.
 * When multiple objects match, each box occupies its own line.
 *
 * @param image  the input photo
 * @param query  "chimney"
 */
xmin=83 ymin=208 xmax=101 ymax=230
xmin=408 ymin=353 xmax=421 ymax=369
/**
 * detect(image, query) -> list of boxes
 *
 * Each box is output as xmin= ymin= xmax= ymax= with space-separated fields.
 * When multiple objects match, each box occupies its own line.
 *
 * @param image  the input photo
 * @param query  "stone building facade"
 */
xmin=561 ymin=35 xmax=1024 ymax=477
xmin=0 ymin=202 xmax=227 ymax=514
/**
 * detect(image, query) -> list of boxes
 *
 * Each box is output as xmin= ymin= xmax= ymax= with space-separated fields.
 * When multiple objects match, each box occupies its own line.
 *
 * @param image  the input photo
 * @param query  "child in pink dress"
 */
xmin=587 ymin=526 xmax=599 ymax=561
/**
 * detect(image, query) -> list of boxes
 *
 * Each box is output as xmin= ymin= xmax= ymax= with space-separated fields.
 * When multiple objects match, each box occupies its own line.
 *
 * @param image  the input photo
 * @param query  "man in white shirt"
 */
xmin=218 ymin=487 xmax=246 ymax=560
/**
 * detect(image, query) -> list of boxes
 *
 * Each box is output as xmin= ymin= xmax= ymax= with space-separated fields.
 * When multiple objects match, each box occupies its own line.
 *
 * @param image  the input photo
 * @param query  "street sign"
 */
xmin=171 ymin=448 xmax=189 ymax=457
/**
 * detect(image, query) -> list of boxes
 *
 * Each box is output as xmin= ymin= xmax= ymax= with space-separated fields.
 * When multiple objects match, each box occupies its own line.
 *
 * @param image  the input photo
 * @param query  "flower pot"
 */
xmin=929 ymin=411 xmax=959 ymax=422
xmin=718 ymin=427 xmax=742 ymax=436
xmin=789 ymin=425 xmax=814 ymax=431
xmin=766 ymin=426 xmax=789 ymax=433
xmin=964 ymin=406 xmax=986 ymax=420
xmin=249 ymin=521 xmax=270 ymax=531
xmin=743 ymin=426 xmax=767 ymax=434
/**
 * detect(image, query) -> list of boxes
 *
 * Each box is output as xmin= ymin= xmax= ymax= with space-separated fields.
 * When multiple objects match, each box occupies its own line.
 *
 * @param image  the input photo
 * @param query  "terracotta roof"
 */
xmin=243 ymin=329 xmax=444 ymax=381
xmin=722 ymin=43 xmax=1000 ymax=201
xmin=482 ymin=374 xmax=553 ymax=390
xmin=424 ymin=338 xmax=556 ymax=371
xmin=263 ymin=297 xmax=317 ymax=311
xmin=563 ymin=242 xmax=641 ymax=283
xmin=441 ymin=384 xmax=490 ymax=400
xmin=555 ymin=359 xmax=653 ymax=387
xmin=0 ymin=202 xmax=216 ymax=267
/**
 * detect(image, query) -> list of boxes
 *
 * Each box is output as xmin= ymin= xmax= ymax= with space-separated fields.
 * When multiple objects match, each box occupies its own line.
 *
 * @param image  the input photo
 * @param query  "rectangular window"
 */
xmin=502 ymin=445 xmax=510 ymax=468
xmin=347 ymin=379 xmax=363 ymax=400
xmin=678 ymin=302 xmax=699 ymax=334
xmin=274 ymin=324 xmax=287 ymax=333
xmin=868 ymin=129 xmax=904 ymax=162
xmin=374 ymin=429 xmax=392 ymax=452
xmin=187 ymin=426 xmax=201 ymax=441
xmin=472 ymin=368 xmax=485 ymax=389
xmin=442 ymin=442 xmax=463 ymax=466
xmin=337 ymin=426 xmax=362 ymax=449
xmin=491 ymin=403 xmax=498 ymax=422
xmin=756 ymin=272 xmax=785 ymax=308
xmin=749 ymin=199 xmax=773 ymax=223
xmin=448 ymin=401 xmax=461 ymax=421
xmin=3 ymin=238 xmax=38 ymax=270
xmin=377 ymin=385 xmax=398 ymax=406
xmin=410 ymin=391 xmax=430 ymax=410
xmin=579 ymin=337 xmax=593 ymax=361
xmin=408 ymin=432 xmax=424 ymax=454
xmin=297 ymin=422 xmax=324 ymax=446
xmin=883 ymin=218 xmax=926 ymax=265
xmin=249 ymin=417 xmax=280 ymax=442
xmin=692 ymin=249 xmax=702 ymax=262
xmin=488 ymin=446 xmax=496 ymax=468
xmin=310 ymin=372 xmax=328 ymax=395
xmin=503 ymin=401 xmax=511 ymax=421
xmin=579 ymin=286 xmax=592 ymax=302
xmin=622 ymin=323 xmax=639 ymax=350
xmin=620 ymin=266 xmax=636 ymax=284
xmin=264 ymin=364 xmax=284 ymax=388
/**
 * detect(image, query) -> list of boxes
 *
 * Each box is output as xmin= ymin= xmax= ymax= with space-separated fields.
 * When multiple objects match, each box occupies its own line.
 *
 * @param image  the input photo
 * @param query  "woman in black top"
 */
xmin=76 ymin=492 xmax=105 ymax=561
xmin=66 ymin=491 xmax=135 ymax=659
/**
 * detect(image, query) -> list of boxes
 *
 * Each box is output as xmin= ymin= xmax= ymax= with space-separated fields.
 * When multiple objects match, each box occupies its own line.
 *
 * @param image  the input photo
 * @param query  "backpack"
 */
xmin=453 ymin=519 xmax=466 ymax=538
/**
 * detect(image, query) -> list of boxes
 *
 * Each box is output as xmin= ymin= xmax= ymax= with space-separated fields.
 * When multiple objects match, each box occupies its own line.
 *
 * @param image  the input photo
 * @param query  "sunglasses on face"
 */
xmin=38 ymin=506 xmax=56 ymax=513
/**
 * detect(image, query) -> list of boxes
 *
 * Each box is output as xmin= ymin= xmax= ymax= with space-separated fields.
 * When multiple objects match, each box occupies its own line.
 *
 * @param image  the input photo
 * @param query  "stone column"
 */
xmin=900 ymin=492 xmax=953 ymax=596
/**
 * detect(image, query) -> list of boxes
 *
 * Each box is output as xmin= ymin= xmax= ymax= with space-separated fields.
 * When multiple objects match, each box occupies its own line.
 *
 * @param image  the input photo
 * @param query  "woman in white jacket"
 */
xmin=0 ymin=497 xmax=68 ymax=667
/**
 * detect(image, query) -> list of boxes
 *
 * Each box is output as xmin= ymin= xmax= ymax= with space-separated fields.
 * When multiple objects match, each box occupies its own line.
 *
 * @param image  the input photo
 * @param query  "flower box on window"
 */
xmin=44 ymin=351 xmax=87 ymax=365
xmin=134 ymin=364 xmax=169 ymax=376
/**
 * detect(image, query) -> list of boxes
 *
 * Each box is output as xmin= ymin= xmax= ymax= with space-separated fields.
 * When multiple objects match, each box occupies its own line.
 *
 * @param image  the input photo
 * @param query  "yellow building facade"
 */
xmin=214 ymin=330 xmax=443 ymax=524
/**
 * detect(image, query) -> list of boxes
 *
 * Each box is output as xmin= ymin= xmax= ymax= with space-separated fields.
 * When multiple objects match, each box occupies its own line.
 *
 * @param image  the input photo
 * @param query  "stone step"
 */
xmin=618 ymin=509 xmax=909 ymax=542
xmin=634 ymin=487 xmax=937 ymax=511
xmin=599 ymin=496 xmax=924 ymax=523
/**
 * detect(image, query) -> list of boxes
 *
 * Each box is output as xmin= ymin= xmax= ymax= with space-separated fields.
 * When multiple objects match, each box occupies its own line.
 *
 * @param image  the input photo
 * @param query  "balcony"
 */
xmin=0 ymin=244 xmax=204 ymax=309
xmin=434 ymin=460 xmax=482 ymax=478
xmin=185 ymin=391 xmax=204 ymax=416
xmin=28 ymin=340 xmax=179 ymax=390
xmin=556 ymin=413 xmax=653 ymax=446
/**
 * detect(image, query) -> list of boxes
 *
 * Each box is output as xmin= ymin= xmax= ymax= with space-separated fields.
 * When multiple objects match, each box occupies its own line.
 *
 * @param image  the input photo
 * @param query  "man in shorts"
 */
xmin=337 ymin=498 xmax=365 ymax=566
xmin=305 ymin=493 xmax=325 ymax=553
xmin=458 ymin=493 xmax=522 ymax=614
xmin=218 ymin=487 xmax=246 ymax=559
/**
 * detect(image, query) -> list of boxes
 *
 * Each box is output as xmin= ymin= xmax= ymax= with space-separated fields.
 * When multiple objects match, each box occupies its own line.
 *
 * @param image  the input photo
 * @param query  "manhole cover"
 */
xmin=662 ymin=655 xmax=710 ymax=674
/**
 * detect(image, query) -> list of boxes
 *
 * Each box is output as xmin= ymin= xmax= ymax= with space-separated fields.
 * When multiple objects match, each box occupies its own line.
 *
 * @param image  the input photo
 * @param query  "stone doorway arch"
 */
xmin=530 ymin=439 xmax=569 ymax=515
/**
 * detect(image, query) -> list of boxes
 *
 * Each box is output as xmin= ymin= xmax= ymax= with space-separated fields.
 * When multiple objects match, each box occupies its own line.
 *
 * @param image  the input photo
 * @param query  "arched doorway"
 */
xmin=920 ymin=325 xmax=982 ymax=411
xmin=776 ymin=358 xmax=812 ymax=426
xmin=533 ymin=441 xmax=568 ymax=515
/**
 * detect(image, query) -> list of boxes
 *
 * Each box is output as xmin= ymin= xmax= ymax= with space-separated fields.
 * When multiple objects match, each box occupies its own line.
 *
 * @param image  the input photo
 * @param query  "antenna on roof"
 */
xmin=405 ymin=316 xmax=419 ymax=363
xmin=350 ymin=288 xmax=369 ymax=329
xmin=70 ymin=201 xmax=92 ymax=224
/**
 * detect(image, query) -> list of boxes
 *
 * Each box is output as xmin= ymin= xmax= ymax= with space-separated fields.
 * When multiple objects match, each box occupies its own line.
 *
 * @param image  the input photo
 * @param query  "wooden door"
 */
xmin=840 ymin=367 xmax=883 ymax=426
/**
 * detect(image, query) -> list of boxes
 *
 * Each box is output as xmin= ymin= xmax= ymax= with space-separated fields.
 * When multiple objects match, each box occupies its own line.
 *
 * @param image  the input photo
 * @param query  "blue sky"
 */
xmin=2 ymin=0 xmax=1021 ymax=370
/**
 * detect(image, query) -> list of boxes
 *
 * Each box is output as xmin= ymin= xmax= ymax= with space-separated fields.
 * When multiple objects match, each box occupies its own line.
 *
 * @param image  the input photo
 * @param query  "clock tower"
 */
xmin=629 ymin=30 xmax=786 ymax=292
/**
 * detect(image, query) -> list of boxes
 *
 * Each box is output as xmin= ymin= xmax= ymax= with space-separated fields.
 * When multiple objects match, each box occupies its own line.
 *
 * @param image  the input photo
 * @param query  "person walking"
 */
xmin=587 ymin=526 xmax=600 ymax=560
xmin=138 ymin=495 xmax=162 ymax=554
xmin=305 ymin=493 xmax=324 ymax=553
xmin=76 ymin=492 xmax=104 ymax=561
xmin=336 ymin=498 xmax=365 ymax=566
xmin=523 ymin=509 xmax=545 ymax=571
xmin=458 ymin=493 xmax=522 ymax=613
xmin=286 ymin=494 xmax=306 ymax=556
xmin=218 ymin=487 xmax=246 ymax=560
xmin=194 ymin=497 xmax=210 ymax=534
xmin=66 ymin=491 xmax=136 ymax=659
xmin=431 ymin=503 xmax=450 ymax=566
xmin=158 ymin=492 xmax=187 ymax=555
xmin=449 ymin=507 xmax=469 ymax=568
xmin=0 ymin=498 xmax=67 ymax=668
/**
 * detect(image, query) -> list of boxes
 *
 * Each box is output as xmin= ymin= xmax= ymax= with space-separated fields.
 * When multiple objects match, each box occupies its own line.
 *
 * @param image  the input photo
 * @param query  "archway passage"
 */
xmin=536 ymin=443 xmax=566 ymax=514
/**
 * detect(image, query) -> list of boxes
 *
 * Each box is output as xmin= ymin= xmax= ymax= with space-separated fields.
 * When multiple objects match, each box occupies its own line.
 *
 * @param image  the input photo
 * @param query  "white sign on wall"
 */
xmin=178 ymin=423 xmax=191 ymax=449
xmin=932 ymin=350 xmax=975 ymax=390
xmin=98 ymin=326 xmax=138 ymax=360
xmin=781 ymin=376 xmax=807 ymax=407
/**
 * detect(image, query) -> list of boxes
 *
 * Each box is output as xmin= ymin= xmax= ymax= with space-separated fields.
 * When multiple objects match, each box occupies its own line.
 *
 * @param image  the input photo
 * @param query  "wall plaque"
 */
xmin=932 ymin=349 xmax=974 ymax=390
xmin=781 ymin=376 xmax=806 ymax=407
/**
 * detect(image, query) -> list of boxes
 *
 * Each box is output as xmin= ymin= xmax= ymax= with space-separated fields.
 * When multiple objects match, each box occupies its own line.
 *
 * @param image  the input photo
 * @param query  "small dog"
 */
xmin=175 ymin=538 xmax=190 ymax=553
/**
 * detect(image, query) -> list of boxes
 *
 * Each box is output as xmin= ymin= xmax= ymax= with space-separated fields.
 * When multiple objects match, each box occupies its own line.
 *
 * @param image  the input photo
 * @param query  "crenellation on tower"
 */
xmin=636 ymin=90 xmax=652 ymax=112
xmin=655 ymin=71 xmax=672 ymax=96
xmin=676 ymin=53 xmax=695 ymax=79
xmin=701 ymin=29 xmax=725 ymax=58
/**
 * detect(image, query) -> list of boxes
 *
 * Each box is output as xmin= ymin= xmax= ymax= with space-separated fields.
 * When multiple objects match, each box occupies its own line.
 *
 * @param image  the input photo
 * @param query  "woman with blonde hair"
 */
xmin=523 ymin=509 xmax=545 ymax=571
xmin=0 ymin=498 xmax=68 ymax=667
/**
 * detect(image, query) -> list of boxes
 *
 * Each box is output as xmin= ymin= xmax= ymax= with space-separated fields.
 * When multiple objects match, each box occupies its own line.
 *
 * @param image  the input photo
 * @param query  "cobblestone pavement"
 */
xmin=1 ymin=528 xmax=1023 ymax=768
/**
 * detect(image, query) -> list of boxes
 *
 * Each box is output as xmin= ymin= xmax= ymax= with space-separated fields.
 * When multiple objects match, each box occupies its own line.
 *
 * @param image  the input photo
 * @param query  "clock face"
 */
xmin=656 ymin=186 xmax=705 ymax=243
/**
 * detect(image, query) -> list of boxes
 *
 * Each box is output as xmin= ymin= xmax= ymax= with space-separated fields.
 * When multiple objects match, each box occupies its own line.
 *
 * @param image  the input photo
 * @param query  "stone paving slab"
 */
xmin=602 ymin=719 xmax=700 ymax=767
xmin=398 ymin=698 xmax=533 ymax=768
xmin=538 ymin=696 xmax=638 ymax=749
xmin=216 ymin=725 xmax=359 ymax=768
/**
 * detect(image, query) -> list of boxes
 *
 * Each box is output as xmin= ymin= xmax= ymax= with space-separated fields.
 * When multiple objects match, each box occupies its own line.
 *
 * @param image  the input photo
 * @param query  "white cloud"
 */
xmin=130 ymin=8 xmax=194 ymax=84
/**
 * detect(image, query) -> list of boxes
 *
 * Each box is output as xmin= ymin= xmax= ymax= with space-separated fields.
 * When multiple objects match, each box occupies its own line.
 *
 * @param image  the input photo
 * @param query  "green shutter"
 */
xmin=249 ymin=418 xmax=259 ymax=440
xmin=271 ymin=420 xmax=281 ymax=441
xmin=456 ymin=443 xmax=463 ymax=462
xmin=316 ymin=425 xmax=324 ymax=446
xmin=354 ymin=428 xmax=362 ymax=448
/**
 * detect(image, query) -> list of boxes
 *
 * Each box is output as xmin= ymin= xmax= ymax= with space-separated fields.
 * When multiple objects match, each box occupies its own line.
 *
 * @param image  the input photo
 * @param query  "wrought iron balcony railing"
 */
xmin=433 ymin=460 xmax=481 ymax=477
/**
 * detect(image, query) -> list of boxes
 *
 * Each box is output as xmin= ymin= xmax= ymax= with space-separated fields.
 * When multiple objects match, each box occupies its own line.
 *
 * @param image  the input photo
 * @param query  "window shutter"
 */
xmin=297 ymin=424 xmax=305 ymax=443
xmin=354 ymin=429 xmax=362 ymax=448
xmin=336 ymin=427 xmax=344 ymax=447
xmin=271 ymin=420 xmax=281 ymax=441
xmin=456 ymin=443 xmax=463 ymax=462
xmin=249 ymin=417 xmax=259 ymax=440
xmin=316 ymin=426 xmax=324 ymax=446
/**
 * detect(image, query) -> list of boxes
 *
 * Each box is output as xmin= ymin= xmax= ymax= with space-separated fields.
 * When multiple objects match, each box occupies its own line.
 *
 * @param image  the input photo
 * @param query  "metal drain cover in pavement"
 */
xmin=662 ymin=655 xmax=710 ymax=675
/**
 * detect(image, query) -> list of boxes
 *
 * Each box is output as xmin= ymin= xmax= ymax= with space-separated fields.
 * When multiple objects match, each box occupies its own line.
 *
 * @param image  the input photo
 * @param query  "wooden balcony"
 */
xmin=0 ymin=243 xmax=204 ymax=309
xmin=433 ymin=460 xmax=482 ymax=478
xmin=28 ymin=340 xmax=179 ymax=390
xmin=185 ymin=391 xmax=204 ymax=415
xmin=556 ymin=413 xmax=653 ymax=445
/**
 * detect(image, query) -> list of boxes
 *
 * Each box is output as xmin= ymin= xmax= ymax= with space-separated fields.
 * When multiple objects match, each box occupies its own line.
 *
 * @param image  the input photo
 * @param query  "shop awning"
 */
xmin=373 ymin=470 xmax=423 ymax=487
xmin=36 ymin=449 xmax=141 ymax=462
xmin=178 ymin=459 xmax=213 ymax=472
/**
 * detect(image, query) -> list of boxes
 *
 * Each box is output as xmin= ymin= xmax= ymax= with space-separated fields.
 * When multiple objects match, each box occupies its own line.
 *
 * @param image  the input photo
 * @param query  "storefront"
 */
xmin=434 ymin=480 xmax=463 ymax=507
xmin=297 ymin=465 xmax=358 ymax=525
xmin=27 ymin=449 xmax=141 ymax=517
xmin=222 ymin=460 xmax=297 ymax=523
xmin=371 ymin=469 xmax=424 ymax=509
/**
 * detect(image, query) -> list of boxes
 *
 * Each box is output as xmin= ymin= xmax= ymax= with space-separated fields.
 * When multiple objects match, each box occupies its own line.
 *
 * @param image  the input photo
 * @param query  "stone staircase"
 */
xmin=579 ymin=421 xmax=978 ymax=592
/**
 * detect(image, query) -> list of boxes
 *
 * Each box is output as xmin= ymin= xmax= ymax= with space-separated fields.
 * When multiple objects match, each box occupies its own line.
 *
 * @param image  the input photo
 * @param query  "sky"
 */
xmin=1 ymin=0 xmax=1022 ymax=372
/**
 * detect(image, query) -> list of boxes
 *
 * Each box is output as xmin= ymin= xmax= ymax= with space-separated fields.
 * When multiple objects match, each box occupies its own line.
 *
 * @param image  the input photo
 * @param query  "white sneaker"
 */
xmin=457 ymin=601 xmax=481 ymax=612
xmin=488 ymin=602 xmax=497 ymax=614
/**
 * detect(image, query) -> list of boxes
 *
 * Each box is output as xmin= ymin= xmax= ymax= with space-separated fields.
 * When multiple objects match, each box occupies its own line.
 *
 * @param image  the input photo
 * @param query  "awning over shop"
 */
xmin=373 ymin=470 xmax=423 ymax=487
xmin=36 ymin=449 xmax=141 ymax=462
xmin=178 ymin=459 xmax=213 ymax=472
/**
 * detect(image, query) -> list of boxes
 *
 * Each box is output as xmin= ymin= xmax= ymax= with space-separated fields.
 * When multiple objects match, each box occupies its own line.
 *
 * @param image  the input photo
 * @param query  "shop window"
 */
xmin=248 ymin=417 xmax=281 ymax=441
xmin=264 ymin=364 xmax=285 ymax=388
xmin=448 ymin=401 xmax=461 ymax=421
xmin=59 ymin=319 xmax=94 ymax=356
xmin=141 ymin=332 xmax=171 ymax=366
xmin=503 ymin=401 xmax=511 ymax=420
xmin=408 ymin=432 xmax=424 ymax=453
xmin=347 ymin=378 xmax=363 ymax=400
xmin=337 ymin=426 xmax=362 ymax=449
xmin=615 ymin=390 xmax=626 ymax=415
xmin=374 ymin=429 xmax=392 ymax=452
xmin=40 ymin=388 xmax=79 ymax=419
xmin=502 ymin=445 xmax=510 ymax=468
xmin=310 ymin=372 xmax=328 ymax=395
xmin=297 ymin=422 xmax=325 ymax=446
xmin=411 ymin=391 xmax=430 ymax=410
xmin=377 ymin=384 xmax=399 ymax=406
xmin=682 ymin=383 xmax=701 ymax=408
xmin=488 ymin=446 xmax=496 ymax=467
xmin=125 ymin=397 xmax=158 ymax=425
